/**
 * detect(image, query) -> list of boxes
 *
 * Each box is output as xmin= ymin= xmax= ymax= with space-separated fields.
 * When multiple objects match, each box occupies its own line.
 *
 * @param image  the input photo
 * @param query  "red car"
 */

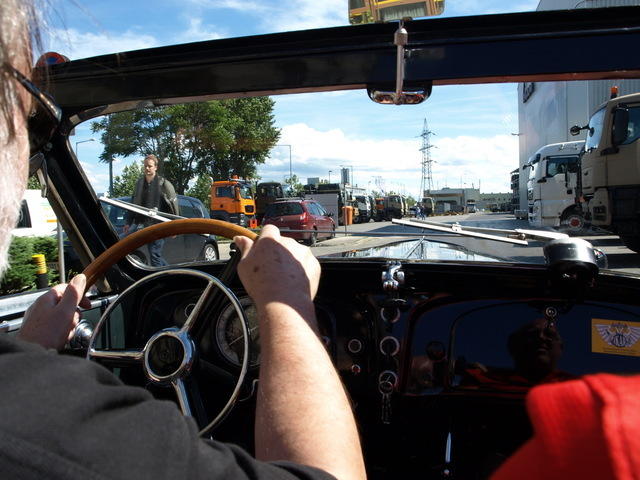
xmin=263 ymin=199 xmax=335 ymax=246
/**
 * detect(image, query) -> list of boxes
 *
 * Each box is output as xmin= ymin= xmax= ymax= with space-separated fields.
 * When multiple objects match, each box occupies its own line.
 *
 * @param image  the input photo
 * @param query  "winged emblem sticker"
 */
xmin=592 ymin=319 xmax=640 ymax=357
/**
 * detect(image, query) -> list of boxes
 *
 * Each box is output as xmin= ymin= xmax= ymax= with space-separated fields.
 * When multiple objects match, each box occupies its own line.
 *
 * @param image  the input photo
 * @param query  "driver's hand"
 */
xmin=18 ymin=274 xmax=91 ymax=351
xmin=234 ymin=225 xmax=320 ymax=309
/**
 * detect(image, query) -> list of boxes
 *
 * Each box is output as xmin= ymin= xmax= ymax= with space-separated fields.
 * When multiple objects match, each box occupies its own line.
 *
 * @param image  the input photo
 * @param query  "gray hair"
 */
xmin=0 ymin=0 xmax=41 ymax=141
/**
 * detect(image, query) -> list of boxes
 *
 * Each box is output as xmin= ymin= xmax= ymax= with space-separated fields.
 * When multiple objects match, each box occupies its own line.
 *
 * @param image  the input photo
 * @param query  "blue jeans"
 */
xmin=148 ymin=238 xmax=168 ymax=267
xmin=126 ymin=223 xmax=168 ymax=267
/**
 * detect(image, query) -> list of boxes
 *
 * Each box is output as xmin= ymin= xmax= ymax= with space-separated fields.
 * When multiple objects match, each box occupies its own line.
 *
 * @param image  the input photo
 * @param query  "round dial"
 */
xmin=215 ymin=296 xmax=260 ymax=367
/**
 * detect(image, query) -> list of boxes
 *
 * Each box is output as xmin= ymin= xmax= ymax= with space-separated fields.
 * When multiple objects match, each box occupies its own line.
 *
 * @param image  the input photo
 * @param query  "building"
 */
xmin=516 ymin=0 xmax=640 ymax=212
xmin=426 ymin=187 xmax=480 ymax=213
xmin=479 ymin=193 xmax=512 ymax=212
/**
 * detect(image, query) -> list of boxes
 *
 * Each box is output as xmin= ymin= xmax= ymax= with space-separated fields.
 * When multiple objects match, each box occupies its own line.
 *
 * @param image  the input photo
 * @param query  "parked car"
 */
xmin=262 ymin=199 xmax=335 ymax=246
xmin=65 ymin=195 xmax=219 ymax=271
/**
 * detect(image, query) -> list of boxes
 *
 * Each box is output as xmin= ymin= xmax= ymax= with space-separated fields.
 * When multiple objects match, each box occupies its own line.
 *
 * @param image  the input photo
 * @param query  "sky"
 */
xmin=46 ymin=0 xmax=541 ymax=198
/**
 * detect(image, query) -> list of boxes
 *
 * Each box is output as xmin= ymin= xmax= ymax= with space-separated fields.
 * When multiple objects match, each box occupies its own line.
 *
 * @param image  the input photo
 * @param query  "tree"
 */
xmin=91 ymin=98 xmax=280 ymax=194
xmin=27 ymin=176 xmax=40 ymax=189
xmin=187 ymin=175 xmax=212 ymax=207
xmin=284 ymin=174 xmax=304 ymax=196
xmin=111 ymin=162 xmax=142 ymax=198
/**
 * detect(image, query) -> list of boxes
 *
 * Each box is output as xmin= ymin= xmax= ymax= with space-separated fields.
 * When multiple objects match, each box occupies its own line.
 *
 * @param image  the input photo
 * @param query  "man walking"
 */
xmin=124 ymin=154 xmax=179 ymax=266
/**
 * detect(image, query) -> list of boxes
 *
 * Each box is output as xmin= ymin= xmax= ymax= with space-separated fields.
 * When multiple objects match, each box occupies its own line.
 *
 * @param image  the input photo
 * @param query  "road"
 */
xmin=310 ymin=212 xmax=640 ymax=275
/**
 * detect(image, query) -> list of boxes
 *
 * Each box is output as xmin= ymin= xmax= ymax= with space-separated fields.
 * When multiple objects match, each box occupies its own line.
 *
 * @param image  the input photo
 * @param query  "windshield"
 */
xmin=57 ymin=1 xmax=640 ymax=277
xmin=585 ymin=107 xmax=605 ymax=151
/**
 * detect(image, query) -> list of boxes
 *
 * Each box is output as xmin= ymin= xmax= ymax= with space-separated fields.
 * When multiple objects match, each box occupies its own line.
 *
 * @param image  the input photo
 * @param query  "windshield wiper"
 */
xmin=392 ymin=218 xmax=568 ymax=246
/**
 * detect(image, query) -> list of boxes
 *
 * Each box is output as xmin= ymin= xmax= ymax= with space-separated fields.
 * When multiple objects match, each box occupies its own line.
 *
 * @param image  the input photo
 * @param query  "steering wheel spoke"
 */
xmin=88 ymin=348 xmax=144 ymax=366
xmin=181 ymin=278 xmax=219 ymax=333
xmin=172 ymin=376 xmax=210 ymax=426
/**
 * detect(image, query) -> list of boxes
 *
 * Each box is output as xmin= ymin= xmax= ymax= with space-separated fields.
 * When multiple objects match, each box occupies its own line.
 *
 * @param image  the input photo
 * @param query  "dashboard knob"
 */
xmin=351 ymin=364 xmax=362 ymax=375
xmin=379 ymin=336 xmax=400 ymax=356
xmin=347 ymin=338 xmax=363 ymax=354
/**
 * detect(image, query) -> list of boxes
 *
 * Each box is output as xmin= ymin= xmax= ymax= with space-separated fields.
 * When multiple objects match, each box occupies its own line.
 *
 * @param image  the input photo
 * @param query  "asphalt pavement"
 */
xmin=218 ymin=212 xmax=640 ymax=275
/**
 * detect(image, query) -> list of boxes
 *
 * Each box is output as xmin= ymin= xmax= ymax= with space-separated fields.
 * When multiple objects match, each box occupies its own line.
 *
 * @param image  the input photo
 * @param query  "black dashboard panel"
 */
xmin=86 ymin=259 xmax=640 ymax=479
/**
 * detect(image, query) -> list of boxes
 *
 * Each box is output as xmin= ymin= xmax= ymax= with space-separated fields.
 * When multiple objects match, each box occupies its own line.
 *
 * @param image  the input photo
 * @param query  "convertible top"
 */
xmin=46 ymin=7 xmax=640 ymax=112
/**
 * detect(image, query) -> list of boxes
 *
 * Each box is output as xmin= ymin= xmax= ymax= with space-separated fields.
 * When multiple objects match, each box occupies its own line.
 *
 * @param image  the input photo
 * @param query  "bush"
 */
xmin=0 ymin=236 xmax=59 ymax=295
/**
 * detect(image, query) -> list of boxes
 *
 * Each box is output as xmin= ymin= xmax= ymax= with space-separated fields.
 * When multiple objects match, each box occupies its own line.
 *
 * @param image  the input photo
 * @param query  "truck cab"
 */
xmin=526 ymin=141 xmax=584 ymax=230
xmin=209 ymin=178 xmax=256 ymax=227
xmin=255 ymin=182 xmax=284 ymax=224
xmin=574 ymin=90 xmax=640 ymax=250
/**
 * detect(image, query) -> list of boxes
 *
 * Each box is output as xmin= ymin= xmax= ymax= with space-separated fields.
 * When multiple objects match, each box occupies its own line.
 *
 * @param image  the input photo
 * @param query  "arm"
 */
xmin=235 ymin=225 xmax=366 ymax=480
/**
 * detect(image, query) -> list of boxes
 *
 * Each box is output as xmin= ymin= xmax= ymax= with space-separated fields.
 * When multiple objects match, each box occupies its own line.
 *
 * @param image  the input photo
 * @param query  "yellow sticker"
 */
xmin=591 ymin=319 xmax=640 ymax=357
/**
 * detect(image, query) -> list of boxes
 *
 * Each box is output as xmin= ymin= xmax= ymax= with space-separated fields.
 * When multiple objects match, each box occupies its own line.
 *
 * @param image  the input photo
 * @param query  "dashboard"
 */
xmin=86 ymin=259 xmax=640 ymax=479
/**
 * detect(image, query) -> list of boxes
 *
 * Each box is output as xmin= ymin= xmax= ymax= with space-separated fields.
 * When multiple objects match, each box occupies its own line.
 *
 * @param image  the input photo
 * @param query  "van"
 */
xmin=13 ymin=190 xmax=58 ymax=237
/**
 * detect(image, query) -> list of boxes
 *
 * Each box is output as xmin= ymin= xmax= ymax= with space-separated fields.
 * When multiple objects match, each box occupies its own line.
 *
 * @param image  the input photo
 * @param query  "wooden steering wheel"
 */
xmin=82 ymin=218 xmax=258 ymax=287
xmin=82 ymin=218 xmax=258 ymax=435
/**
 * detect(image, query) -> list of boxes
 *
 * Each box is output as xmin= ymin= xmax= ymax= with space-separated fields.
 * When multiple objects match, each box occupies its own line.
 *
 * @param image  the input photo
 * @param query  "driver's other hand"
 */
xmin=18 ymin=274 xmax=91 ymax=351
xmin=234 ymin=224 xmax=320 ymax=309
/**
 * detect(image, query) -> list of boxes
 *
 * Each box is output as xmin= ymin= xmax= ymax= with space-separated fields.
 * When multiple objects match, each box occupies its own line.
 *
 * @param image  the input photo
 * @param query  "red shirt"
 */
xmin=491 ymin=374 xmax=640 ymax=479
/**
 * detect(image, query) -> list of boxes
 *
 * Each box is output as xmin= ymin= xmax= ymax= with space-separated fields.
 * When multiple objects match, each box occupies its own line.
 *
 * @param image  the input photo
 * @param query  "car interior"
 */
xmin=6 ymin=5 xmax=640 ymax=479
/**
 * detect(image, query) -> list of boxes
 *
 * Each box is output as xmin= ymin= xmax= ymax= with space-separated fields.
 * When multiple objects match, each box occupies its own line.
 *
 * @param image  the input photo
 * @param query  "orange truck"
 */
xmin=209 ymin=177 xmax=257 ymax=228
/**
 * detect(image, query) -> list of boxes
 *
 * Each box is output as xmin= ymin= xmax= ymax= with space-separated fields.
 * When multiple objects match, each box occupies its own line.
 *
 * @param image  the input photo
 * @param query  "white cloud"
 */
xmin=259 ymin=124 xmax=518 ymax=196
xmin=48 ymin=28 xmax=159 ymax=60
xmin=176 ymin=17 xmax=225 ymax=43
xmin=183 ymin=0 xmax=346 ymax=33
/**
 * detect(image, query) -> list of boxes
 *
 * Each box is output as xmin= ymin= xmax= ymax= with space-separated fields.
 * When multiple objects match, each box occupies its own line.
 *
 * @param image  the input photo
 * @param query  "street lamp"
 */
xmin=75 ymin=138 xmax=95 ymax=157
xmin=276 ymin=144 xmax=292 ymax=180
xmin=328 ymin=170 xmax=333 ymax=183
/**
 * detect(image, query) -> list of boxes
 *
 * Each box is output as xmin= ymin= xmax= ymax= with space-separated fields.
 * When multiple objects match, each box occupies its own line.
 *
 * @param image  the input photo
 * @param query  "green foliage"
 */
xmin=187 ymin=175 xmax=213 ymax=207
xmin=284 ymin=174 xmax=304 ymax=196
xmin=0 ymin=236 xmax=59 ymax=295
xmin=27 ymin=175 xmax=40 ymax=189
xmin=111 ymin=162 xmax=142 ymax=198
xmin=91 ymin=98 xmax=280 ymax=194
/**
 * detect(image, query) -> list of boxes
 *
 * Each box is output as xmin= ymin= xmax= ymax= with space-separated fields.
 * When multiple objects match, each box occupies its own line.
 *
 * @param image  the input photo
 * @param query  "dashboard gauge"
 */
xmin=215 ymin=296 xmax=260 ymax=367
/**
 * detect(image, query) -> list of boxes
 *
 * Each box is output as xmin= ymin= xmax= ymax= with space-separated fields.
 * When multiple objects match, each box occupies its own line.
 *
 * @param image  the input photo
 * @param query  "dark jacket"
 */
xmin=127 ymin=175 xmax=179 ymax=225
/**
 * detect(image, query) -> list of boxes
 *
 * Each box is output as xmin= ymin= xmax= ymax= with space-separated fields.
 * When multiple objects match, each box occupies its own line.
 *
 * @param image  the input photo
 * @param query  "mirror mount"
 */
xmin=367 ymin=21 xmax=432 ymax=105
xmin=570 ymin=124 xmax=589 ymax=136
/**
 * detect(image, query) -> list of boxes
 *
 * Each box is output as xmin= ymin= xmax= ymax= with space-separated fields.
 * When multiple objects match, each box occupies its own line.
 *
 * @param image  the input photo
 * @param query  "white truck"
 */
xmin=525 ymin=141 xmax=585 ymax=231
xmin=12 ymin=189 xmax=58 ymax=237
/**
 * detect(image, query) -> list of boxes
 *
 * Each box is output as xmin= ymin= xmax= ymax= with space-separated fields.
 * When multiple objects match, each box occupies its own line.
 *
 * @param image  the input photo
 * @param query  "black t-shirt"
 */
xmin=0 ymin=336 xmax=335 ymax=480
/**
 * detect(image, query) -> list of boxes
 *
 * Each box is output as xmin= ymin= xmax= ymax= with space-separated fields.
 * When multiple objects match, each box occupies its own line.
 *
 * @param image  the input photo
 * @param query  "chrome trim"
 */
xmin=181 ymin=277 xmax=217 ymax=332
xmin=379 ymin=336 xmax=400 ymax=356
xmin=88 ymin=348 xmax=144 ymax=364
xmin=86 ymin=268 xmax=249 ymax=436
xmin=143 ymin=328 xmax=195 ymax=384
xmin=172 ymin=377 xmax=193 ymax=417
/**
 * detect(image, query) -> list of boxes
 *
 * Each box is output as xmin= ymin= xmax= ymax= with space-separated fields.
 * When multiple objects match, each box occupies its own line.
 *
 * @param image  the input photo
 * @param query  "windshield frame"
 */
xmin=38 ymin=7 xmax=640 ymax=286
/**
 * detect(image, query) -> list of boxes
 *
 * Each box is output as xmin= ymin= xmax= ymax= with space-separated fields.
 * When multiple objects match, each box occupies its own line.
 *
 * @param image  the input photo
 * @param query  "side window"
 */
xmin=216 ymin=186 xmax=234 ymax=198
xmin=15 ymin=201 xmax=31 ymax=229
xmin=188 ymin=199 xmax=205 ymax=219
xmin=179 ymin=198 xmax=197 ymax=218
xmin=622 ymin=106 xmax=640 ymax=145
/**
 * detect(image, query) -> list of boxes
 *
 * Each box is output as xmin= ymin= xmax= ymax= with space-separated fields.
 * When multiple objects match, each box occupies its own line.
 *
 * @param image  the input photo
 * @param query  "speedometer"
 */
xmin=214 ymin=296 xmax=260 ymax=367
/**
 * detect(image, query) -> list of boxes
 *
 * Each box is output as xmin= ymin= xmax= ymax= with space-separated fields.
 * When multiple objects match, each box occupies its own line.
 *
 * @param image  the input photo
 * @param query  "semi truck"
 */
xmin=525 ymin=141 xmax=585 ymax=231
xmin=209 ymin=177 xmax=256 ymax=227
xmin=570 ymin=87 xmax=640 ymax=251
xmin=255 ymin=181 xmax=284 ymax=224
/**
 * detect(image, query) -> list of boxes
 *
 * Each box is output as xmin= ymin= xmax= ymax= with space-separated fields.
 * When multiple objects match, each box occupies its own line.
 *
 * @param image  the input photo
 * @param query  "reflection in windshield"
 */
xmin=325 ymin=239 xmax=502 ymax=262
